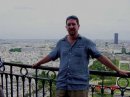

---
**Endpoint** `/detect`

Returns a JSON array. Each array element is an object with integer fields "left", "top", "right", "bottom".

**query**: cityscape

[
  {"left": 0, "top": 33, "right": 130, "bottom": 66},
  {"left": 0, "top": 33, "right": 130, "bottom": 97}
]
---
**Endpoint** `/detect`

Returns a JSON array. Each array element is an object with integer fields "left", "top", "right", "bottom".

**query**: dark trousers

[{"left": 56, "top": 90, "right": 88, "bottom": 97}]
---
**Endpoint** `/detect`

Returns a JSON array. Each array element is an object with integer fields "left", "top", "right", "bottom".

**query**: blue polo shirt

[{"left": 48, "top": 35, "right": 101, "bottom": 90}]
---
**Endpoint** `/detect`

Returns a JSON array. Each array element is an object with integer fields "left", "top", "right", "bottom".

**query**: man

[{"left": 32, "top": 15, "right": 128, "bottom": 97}]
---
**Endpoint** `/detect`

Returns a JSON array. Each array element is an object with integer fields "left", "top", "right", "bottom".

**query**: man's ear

[{"left": 65, "top": 25, "right": 67, "bottom": 29}]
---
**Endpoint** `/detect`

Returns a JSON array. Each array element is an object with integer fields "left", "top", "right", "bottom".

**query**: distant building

[{"left": 114, "top": 33, "right": 118, "bottom": 44}]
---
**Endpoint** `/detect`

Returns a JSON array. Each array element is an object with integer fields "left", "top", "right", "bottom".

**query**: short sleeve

[
  {"left": 48, "top": 41, "right": 60, "bottom": 61},
  {"left": 86, "top": 39, "right": 101, "bottom": 58}
]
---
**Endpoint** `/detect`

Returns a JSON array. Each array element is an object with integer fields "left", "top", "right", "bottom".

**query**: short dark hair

[{"left": 66, "top": 15, "right": 79, "bottom": 25}]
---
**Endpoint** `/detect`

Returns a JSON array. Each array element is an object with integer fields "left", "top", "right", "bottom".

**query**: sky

[{"left": 0, "top": 0, "right": 130, "bottom": 40}]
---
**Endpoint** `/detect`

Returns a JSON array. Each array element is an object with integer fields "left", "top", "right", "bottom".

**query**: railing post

[
  {"left": 35, "top": 69, "right": 38, "bottom": 97},
  {"left": 49, "top": 80, "right": 52, "bottom": 97},
  {"left": 16, "top": 75, "right": 19, "bottom": 97},
  {"left": 5, "top": 74, "right": 8, "bottom": 97},
  {"left": 0, "top": 73, "right": 3, "bottom": 89},
  {"left": 111, "top": 90, "right": 114, "bottom": 96},
  {"left": 28, "top": 77, "right": 32, "bottom": 97},
  {"left": 117, "top": 77, "right": 129, "bottom": 97},
  {"left": 101, "top": 76, "right": 104, "bottom": 97},
  {"left": 121, "top": 89, "right": 125, "bottom": 97},
  {"left": 22, "top": 76, "right": 25, "bottom": 97},
  {"left": 0, "top": 86, "right": 4, "bottom": 97},
  {"left": 42, "top": 80, "right": 45, "bottom": 97},
  {"left": 91, "top": 85, "right": 95, "bottom": 97},
  {"left": 10, "top": 66, "right": 13, "bottom": 97}
]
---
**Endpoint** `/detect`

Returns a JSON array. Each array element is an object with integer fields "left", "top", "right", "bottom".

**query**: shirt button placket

[{"left": 67, "top": 48, "right": 71, "bottom": 77}]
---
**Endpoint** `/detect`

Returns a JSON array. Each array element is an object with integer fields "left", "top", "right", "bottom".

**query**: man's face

[{"left": 66, "top": 19, "right": 80, "bottom": 36}]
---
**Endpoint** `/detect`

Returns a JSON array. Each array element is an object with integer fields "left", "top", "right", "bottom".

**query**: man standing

[{"left": 32, "top": 15, "right": 128, "bottom": 97}]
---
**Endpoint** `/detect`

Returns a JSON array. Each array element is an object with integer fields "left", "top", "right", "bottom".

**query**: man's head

[
  {"left": 66, "top": 15, "right": 79, "bottom": 25},
  {"left": 66, "top": 15, "right": 80, "bottom": 37}
]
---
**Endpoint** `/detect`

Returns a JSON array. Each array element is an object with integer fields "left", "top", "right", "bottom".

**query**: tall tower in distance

[{"left": 114, "top": 33, "right": 118, "bottom": 44}]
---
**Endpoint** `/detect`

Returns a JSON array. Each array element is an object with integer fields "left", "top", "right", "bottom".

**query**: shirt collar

[{"left": 61, "top": 34, "right": 82, "bottom": 41}]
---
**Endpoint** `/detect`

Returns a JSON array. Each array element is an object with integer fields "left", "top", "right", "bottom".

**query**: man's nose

[{"left": 69, "top": 25, "right": 74, "bottom": 28}]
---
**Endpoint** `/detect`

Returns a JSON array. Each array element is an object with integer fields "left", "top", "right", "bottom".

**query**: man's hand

[
  {"left": 117, "top": 70, "right": 130, "bottom": 76},
  {"left": 32, "top": 63, "right": 39, "bottom": 68},
  {"left": 32, "top": 55, "right": 51, "bottom": 68}
]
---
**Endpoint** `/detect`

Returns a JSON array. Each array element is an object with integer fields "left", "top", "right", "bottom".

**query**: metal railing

[{"left": 0, "top": 62, "right": 130, "bottom": 97}]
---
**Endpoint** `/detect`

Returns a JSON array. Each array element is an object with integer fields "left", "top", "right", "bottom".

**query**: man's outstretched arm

[
  {"left": 32, "top": 55, "right": 51, "bottom": 68},
  {"left": 97, "top": 55, "right": 128, "bottom": 76}
]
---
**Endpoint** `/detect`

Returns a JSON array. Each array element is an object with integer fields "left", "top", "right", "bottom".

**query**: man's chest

[{"left": 60, "top": 42, "right": 87, "bottom": 57}]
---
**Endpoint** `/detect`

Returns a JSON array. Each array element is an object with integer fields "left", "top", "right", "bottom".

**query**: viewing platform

[{"left": 0, "top": 62, "right": 130, "bottom": 97}]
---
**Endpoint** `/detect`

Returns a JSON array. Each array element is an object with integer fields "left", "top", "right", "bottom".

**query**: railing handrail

[
  {"left": 3, "top": 62, "right": 130, "bottom": 77},
  {"left": 3, "top": 62, "right": 59, "bottom": 71}
]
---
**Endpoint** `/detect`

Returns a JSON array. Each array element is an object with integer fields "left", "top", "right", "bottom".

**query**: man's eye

[{"left": 67, "top": 23, "right": 76, "bottom": 26}]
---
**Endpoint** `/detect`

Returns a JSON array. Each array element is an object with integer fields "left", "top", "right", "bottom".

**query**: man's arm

[
  {"left": 32, "top": 55, "right": 51, "bottom": 68},
  {"left": 96, "top": 55, "right": 128, "bottom": 76}
]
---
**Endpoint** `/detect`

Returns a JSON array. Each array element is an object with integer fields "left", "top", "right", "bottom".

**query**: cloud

[{"left": 0, "top": 0, "right": 130, "bottom": 40}]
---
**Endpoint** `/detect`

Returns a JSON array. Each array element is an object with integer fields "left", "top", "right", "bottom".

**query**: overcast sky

[{"left": 0, "top": 0, "right": 130, "bottom": 40}]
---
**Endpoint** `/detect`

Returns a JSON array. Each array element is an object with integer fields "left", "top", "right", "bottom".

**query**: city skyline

[
  {"left": 114, "top": 33, "right": 118, "bottom": 44},
  {"left": 0, "top": 0, "right": 130, "bottom": 40}
]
